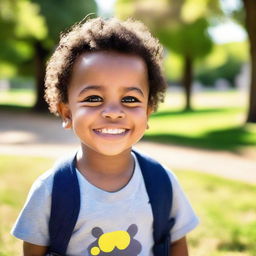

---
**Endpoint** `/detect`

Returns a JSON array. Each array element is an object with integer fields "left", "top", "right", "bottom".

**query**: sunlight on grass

[
  {"left": 0, "top": 89, "right": 35, "bottom": 107},
  {"left": 1, "top": 155, "right": 255, "bottom": 255},
  {"left": 174, "top": 170, "right": 256, "bottom": 256},
  {"left": 158, "top": 90, "right": 248, "bottom": 111},
  {"left": 151, "top": 90, "right": 249, "bottom": 136},
  {"left": 149, "top": 108, "right": 244, "bottom": 136},
  {"left": 144, "top": 90, "right": 256, "bottom": 152},
  {"left": 0, "top": 155, "right": 53, "bottom": 255}
]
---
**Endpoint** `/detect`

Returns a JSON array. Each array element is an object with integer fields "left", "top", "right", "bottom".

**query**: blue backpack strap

[
  {"left": 48, "top": 153, "right": 80, "bottom": 255},
  {"left": 132, "top": 149, "right": 175, "bottom": 256}
]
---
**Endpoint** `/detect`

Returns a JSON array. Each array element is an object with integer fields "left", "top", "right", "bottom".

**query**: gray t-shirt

[{"left": 11, "top": 153, "right": 199, "bottom": 256}]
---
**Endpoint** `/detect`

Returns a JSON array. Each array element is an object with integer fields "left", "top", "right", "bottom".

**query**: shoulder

[
  {"left": 132, "top": 148, "right": 177, "bottom": 181},
  {"left": 27, "top": 168, "right": 55, "bottom": 199},
  {"left": 132, "top": 148, "right": 185, "bottom": 197},
  {"left": 28, "top": 153, "right": 74, "bottom": 196}
]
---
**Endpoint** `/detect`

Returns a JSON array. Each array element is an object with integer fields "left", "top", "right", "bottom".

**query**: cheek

[
  {"left": 130, "top": 108, "right": 149, "bottom": 126},
  {"left": 71, "top": 108, "right": 97, "bottom": 129},
  {"left": 72, "top": 107, "right": 98, "bottom": 119}
]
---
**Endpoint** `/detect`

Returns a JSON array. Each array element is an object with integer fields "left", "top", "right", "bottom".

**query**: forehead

[
  {"left": 69, "top": 51, "right": 149, "bottom": 90},
  {"left": 76, "top": 51, "right": 147, "bottom": 71}
]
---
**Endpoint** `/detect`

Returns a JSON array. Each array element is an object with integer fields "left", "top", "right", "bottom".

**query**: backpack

[{"left": 47, "top": 149, "right": 175, "bottom": 256}]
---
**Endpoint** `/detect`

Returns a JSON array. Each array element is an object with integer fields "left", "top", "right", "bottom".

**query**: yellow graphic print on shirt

[{"left": 88, "top": 224, "right": 142, "bottom": 256}]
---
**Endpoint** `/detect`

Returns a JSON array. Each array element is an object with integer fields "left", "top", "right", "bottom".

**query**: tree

[
  {"left": 222, "top": 0, "right": 256, "bottom": 123},
  {"left": 242, "top": 0, "right": 256, "bottom": 123},
  {"left": 31, "top": 0, "right": 97, "bottom": 111},
  {"left": 156, "top": 18, "right": 213, "bottom": 110},
  {"left": 0, "top": 0, "right": 45, "bottom": 79},
  {"left": 115, "top": 0, "right": 221, "bottom": 110},
  {"left": 0, "top": 0, "right": 97, "bottom": 111},
  {"left": 223, "top": 0, "right": 256, "bottom": 123}
]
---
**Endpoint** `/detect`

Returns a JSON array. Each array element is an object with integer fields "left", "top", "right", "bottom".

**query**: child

[{"left": 11, "top": 17, "right": 199, "bottom": 256}]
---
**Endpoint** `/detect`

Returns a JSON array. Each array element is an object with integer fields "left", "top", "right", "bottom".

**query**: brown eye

[
  {"left": 84, "top": 95, "right": 103, "bottom": 102},
  {"left": 121, "top": 96, "right": 140, "bottom": 103}
]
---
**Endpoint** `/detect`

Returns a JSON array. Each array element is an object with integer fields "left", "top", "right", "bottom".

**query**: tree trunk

[
  {"left": 244, "top": 0, "right": 256, "bottom": 123},
  {"left": 182, "top": 55, "right": 193, "bottom": 111},
  {"left": 33, "top": 40, "right": 49, "bottom": 112}
]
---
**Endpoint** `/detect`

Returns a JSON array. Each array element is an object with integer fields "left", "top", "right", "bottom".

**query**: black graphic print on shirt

[{"left": 88, "top": 224, "right": 142, "bottom": 256}]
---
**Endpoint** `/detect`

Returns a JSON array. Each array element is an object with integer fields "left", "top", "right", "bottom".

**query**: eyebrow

[
  {"left": 78, "top": 85, "right": 145, "bottom": 97},
  {"left": 124, "top": 87, "right": 144, "bottom": 97},
  {"left": 78, "top": 85, "right": 102, "bottom": 96}
]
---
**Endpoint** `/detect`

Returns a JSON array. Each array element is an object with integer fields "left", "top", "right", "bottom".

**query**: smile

[{"left": 94, "top": 128, "right": 128, "bottom": 135}]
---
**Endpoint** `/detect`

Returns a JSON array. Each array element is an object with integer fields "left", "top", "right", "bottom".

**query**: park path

[{"left": 0, "top": 110, "right": 255, "bottom": 184}]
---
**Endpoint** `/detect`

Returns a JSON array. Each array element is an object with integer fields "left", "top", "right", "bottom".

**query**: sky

[
  {"left": 208, "top": 21, "right": 247, "bottom": 44},
  {"left": 95, "top": 0, "right": 247, "bottom": 44}
]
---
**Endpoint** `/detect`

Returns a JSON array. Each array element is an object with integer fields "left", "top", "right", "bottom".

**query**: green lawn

[
  {"left": 145, "top": 90, "right": 256, "bottom": 153},
  {"left": 0, "top": 89, "right": 35, "bottom": 107},
  {"left": 0, "top": 155, "right": 255, "bottom": 255}
]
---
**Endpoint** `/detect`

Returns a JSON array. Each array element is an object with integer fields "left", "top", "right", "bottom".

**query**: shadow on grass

[
  {"left": 0, "top": 104, "right": 32, "bottom": 112},
  {"left": 143, "top": 126, "right": 256, "bottom": 151},
  {"left": 0, "top": 104, "right": 50, "bottom": 116}
]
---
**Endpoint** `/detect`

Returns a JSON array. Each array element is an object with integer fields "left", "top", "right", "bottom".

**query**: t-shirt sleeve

[
  {"left": 11, "top": 171, "right": 53, "bottom": 246},
  {"left": 167, "top": 170, "right": 199, "bottom": 242}
]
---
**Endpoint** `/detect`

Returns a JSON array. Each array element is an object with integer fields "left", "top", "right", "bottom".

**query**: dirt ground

[{"left": 0, "top": 110, "right": 255, "bottom": 184}]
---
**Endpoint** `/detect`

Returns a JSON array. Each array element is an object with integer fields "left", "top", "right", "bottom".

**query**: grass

[
  {"left": 0, "top": 155, "right": 255, "bottom": 255},
  {"left": 176, "top": 170, "right": 256, "bottom": 256},
  {"left": 0, "top": 155, "right": 53, "bottom": 255},
  {"left": 144, "top": 90, "right": 256, "bottom": 153},
  {"left": 0, "top": 88, "right": 35, "bottom": 107}
]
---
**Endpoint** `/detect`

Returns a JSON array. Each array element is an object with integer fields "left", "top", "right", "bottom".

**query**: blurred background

[{"left": 0, "top": 0, "right": 256, "bottom": 255}]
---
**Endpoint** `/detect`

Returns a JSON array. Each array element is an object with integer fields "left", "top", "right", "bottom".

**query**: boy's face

[{"left": 58, "top": 51, "right": 152, "bottom": 156}]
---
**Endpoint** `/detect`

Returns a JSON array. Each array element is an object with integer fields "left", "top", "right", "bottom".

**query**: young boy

[{"left": 12, "top": 17, "right": 199, "bottom": 256}]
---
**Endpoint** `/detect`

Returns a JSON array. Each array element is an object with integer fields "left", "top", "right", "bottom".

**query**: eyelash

[
  {"left": 121, "top": 96, "right": 141, "bottom": 103},
  {"left": 83, "top": 95, "right": 141, "bottom": 104},
  {"left": 84, "top": 95, "right": 103, "bottom": 102}
]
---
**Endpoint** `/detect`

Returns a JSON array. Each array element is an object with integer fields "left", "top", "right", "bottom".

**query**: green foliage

[
  {"left": 157, "top": 18, "right": 213, "bottom": 59},
  {"left": 0, "top": 0, "right": 17, "bottom": 40},
  {"left": 0, "top": 62, "right": 16, "bottom": 78},
  {"left": 31, "top": 0, "right": 97, "bottom": 41},
  {"left": 203, "top": 41, "right": 249, "bottom": 68},
  {"left": 163, "top": 51, "right": 183, "bottom": 81},
  {"left": 163, "top": 40, "right": 248, "bottom": 83},
  {"left": 0, "top": 0, "right": 97, "bottom": 79},
  {"left": 195, "top": 56, "right": 243, "bottom": 86},
  {"left": 15, "top": 0, "right": 47, "bottom": 40}
]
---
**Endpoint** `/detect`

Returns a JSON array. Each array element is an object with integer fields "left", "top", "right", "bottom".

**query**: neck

[
  {"left": 76, "top": 147, "right": 135, "bottom": 192},
  {"left": 77, "top": 147, "right": 134, "bottom": 177}
]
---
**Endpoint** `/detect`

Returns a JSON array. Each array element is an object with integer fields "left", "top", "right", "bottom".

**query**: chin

[
  {"left": 88, "top": 144, "right": 132, "bottom": 157},
  {"left": 99, "top": 148, "right": 131, "bottom": 157}
]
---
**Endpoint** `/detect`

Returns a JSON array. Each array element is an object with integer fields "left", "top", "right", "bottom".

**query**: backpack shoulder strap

[
  {"left": 48, "top": 153, "right": 80, "bottom": 255},
  {"left": 132, "top": 149, "right": 175, "bottom": 256}
]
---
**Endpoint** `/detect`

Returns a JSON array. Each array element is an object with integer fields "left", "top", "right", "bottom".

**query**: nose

[{"left": 101, "top": 104, "right": 125, "bottom": 119}]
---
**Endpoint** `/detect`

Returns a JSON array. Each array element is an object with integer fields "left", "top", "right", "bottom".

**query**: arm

[
  {"left": 23, "top": 241, "right": 48, "bottom": 256},
  {"left": 170, "top": 237, "right": 189, "bottom": 256}
]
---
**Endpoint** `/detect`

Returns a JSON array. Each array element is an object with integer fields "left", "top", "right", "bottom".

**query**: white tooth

[{"left": 99, "top": 128, "right": 125, "bottom": 134}]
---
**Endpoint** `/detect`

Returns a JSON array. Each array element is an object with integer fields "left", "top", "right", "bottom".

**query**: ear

[
  {"left": 91, "top": 227, "right": 104, "bottom": 238},
  {"left": 57, "top": 102, "right": 72, "bottom": 129},
  {"left": 127, "top": 224, "right": 138, "bottom": 237}
]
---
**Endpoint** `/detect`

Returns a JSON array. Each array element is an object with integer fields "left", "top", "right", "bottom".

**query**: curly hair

[{"left": 45, "top": 17, "right": 167, "bottom": 115}]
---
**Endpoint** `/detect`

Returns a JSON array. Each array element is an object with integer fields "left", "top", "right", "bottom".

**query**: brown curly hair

[{"left": 45, "top": 17, "right": 167, "bottom": 115}]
